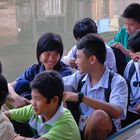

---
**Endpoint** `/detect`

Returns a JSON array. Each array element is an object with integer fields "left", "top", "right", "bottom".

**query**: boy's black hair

[
  {"left": 36, "top": 32, "right": 63, "bottom": 67},
  {"left": 128, "top": 29, "right": 140, "bottom": 52},
  {"left": 73, "top": 17, "right": 98, "bottom": 40},
  {"left": 77, "top": 33, "right": 106, "bottom": 64},
  {"left": 0, "top": 74, "right": 9, "bottom": 109},
  {"left": 122, "top": 3, "right": 140, "bottom": 23},
  {"left": 30, "top": 71, "right": 63, "bottom": 106}
]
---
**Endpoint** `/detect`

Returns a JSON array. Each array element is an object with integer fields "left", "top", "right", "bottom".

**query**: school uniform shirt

[
  {"left": 63, "top": 66, "right": 128, "bottom": 131},
  {"left": 65, "top": 44, "right": 117, "bottom": 72},
  {"left": 124, "top": 60, "right": 140, "bottom": 113},
  {"left": 0, "top": 110, "right": 18, "bottom": 140},
  {"left": 16, "top": 61, "right": 73, "bottom": 83},
  {"left": 9, "top": 104, "right": 81, "bottom": 140}
]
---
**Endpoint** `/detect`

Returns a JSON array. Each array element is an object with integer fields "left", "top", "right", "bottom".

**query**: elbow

[{"left": 112, "top": 107, "right": 123, "bottom": 119}]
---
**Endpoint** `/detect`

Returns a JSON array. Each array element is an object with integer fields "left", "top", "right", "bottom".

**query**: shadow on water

[{"left": 0, "top": 0, "right": 139, "bottom": 81}]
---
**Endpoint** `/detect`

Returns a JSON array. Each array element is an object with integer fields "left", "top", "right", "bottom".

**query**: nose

[
  {"left": 48, "top": 54, "right": 55, "bottom": 61},
  {"left": 125, "top": 25, "right": 131, "bottom": 34}
]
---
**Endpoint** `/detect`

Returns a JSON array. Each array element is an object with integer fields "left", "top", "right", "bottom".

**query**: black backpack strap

[
  {"left": 104, "top": 71, "right": 114, "bottom": 102},
  {"left": 66, "top": 74, "right": 85, "bottom": 124},
  {"left": 77, "top": 74, "right": 86, "bottom": 92},
  {"left": 127, "top": 62, "right": 135, "bottom": 106}
]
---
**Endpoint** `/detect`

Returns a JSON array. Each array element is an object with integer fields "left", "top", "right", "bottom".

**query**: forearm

[
  {"left": 82, "top": 96, "right": 122, "bottom": 119},
  {"left": 4, "top": 110, "right": 13, "bottom": 120},
  {"left": 119, "top": 47, "right": 131, "bottom": 57},
  {"left": 8, "top": 82, "right": 21, "bottom": 100}
]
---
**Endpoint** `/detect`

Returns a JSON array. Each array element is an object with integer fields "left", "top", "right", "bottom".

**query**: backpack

[
  {"left": 111, "top": 47, "right": 127, "bottom": 76},
  {"left": 67, "top": 71, "right": 115, "bottom": 123}
]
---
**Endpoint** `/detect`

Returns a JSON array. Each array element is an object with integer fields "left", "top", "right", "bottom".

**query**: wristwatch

[{"left": 78, "top": 92, "right": 84, "bottom": 103}]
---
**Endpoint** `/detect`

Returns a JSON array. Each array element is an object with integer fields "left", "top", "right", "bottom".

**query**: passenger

[
  {"left": 0, "top": 73, "right": 21, "bottom": 140},
  {"left": 122, "top": 30, "right": 140, "bottom": 127},
  {"left": 108, "top": 3, "right": 140, "bottom": 60},
  {"left": 63, "top": 17, "right": 117, "bottom": 72},
  {"left": 5, "top": 71, "right": 81, "bottom": 140},
  {"left": 63, "top": 33, "right": 128, "bottom": 140},
  {"left": 8, "top": 33, "right": 73, "bottom": 108}
]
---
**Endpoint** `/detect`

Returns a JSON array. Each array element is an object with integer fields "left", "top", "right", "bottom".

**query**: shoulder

[
  {"left": 124, "top": 60, "right": 135, "bottom": 78},
  {"left": 42, "top": 108, "right": 80, "bottom": 140},
  {"left": 119, "top": 26, "right": 128, "bottom": 34},
  {"left": 59, "top": 61, "right": 74, "bottom": 77},
  {"left": 105, "top": 44, "right": 114, "bottom": 54}
]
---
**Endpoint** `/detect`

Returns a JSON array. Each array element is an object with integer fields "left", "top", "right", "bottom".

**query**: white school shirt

[
  {"left": 63, "top": 66, "right": 128, "bottom": 130},
  {"left": 124, "top": 60, "right": 140, "bottom": 113}
]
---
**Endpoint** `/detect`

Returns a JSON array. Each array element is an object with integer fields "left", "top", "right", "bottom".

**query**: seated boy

[
  {"left": 63, "top": 17, "right": 117, "bottom": 72},
  {"left": 63, "top": 33, "right": 128, "bottom": 140},
  {"left": 122, "top": 29, "right": 140, "bottom": 127},
  {"left": 5, "top": 71, "right": 81, "bottom": 140}
]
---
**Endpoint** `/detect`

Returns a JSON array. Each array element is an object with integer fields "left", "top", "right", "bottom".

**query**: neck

[
  {"left": 43, "top": 105, "right": 59, "bottom": 121},
  {"left": 89, "top": 64, "right": 105, "bottom": 87}
]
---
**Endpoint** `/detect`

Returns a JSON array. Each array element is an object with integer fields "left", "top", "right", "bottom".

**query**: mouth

[{"left": 33, "top": 107, "right": 38, "bottom": 112}]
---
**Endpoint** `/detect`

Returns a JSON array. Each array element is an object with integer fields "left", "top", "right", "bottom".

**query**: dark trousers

[
  {"left": 12, "top": 120, "right": 33, "bottom": 137},
  {"left": 121, "top": 111, "right": 140, "bottom": 128}
]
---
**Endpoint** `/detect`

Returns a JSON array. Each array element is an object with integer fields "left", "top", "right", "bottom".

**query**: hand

[
  {"left": 111, "top": 42, "right": 124, "bottom": 50},
  {"left": 130, "top": 52, "right": 140, "bottom": 62},
  {"left": 135, "top": 104, "right": 140, "bottom": 113},
  {"left": 69, "top": 59, "right": 77, "bottom": 68},
  {"left": 14, "top": 96, "right": 30, "bottom": 108},
  {"left": 63, "top": 91, "right": 78, "bottom": 102}
]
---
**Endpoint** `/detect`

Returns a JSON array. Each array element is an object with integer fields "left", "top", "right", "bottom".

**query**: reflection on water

[{"left": 0, "top": 0, "right": 140, "bottom": 81}]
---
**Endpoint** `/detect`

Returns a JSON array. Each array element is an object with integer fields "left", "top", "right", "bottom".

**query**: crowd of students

[{"left": 0, "top": 2, "right": 140, "bottom": 140}]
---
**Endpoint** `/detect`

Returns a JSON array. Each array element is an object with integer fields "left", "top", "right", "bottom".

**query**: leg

[{"left": 84, "top": 109, "right": 113, "bottom": 140}]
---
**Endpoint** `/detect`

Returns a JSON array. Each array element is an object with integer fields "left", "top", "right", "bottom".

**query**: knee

[
  {"left": 90, "top": 109, "right": 109, "bottom": 124},
  {"left": 84, "top": 110, "right": 112, "bottom": 140}
]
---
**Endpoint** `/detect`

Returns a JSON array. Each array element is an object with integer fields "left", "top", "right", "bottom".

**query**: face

[
  {"left": 40, "top": 51, "right": 60, "bottom": 70},
  {"left": 75, "top": 49, "right": 92, "bottom": 73},
  {"left": 31, "top": 89, "right": 52, "bottom": 116},
  {"left": 124, "top": 18, "right": 140, "bottom": 35}
]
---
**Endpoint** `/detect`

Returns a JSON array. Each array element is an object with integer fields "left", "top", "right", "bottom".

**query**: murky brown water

[{"left": 0, "top": 0, "right": 140, "bottom": 81}]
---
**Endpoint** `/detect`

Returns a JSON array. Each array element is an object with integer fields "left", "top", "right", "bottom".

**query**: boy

[
  {"left": 108, "top": 3, "right": 140, "bottom": 59},
  {"left": 122, "top": 30, "right": 140, "bottom": 127},
  {"left": 5, "top": 71, "right": 81, "bottom": 140},
  {"left": 63, "top": 17, "right": 117, "bottom": 72},
  {"left": 63, "top": 33, "right": 128, "bottom": 140}
]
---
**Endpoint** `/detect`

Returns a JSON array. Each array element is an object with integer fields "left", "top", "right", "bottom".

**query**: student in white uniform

[
  {"left": 63, "top": 33, "right": 128, "bottom": 140},
  {"left": 63, "top": 17, "right": 117, "bottom": 72},
  {"left": 123, "top": 29, "right": 140, "bottom": 127}
]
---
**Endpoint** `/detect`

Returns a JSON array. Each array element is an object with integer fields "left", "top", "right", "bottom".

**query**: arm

[
  {"left": 65, "top": 45, "right": 77, "bottom": 68},
  {"left": 8, "top": 81, "right": 30, "bottom": 108},
  {"left": 63, "top": 91, "right": 122, "bottom": 119},
  {"left": 111, "top": 42, "right": 131, "bottom": 57}
]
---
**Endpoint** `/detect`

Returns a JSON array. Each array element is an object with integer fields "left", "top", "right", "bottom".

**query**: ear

[
  {"left": 52, "top": 96, "right": 59, "bottom": 104},
  {"left": 89, "top": 55, "right": 96, "bottom": 64}
]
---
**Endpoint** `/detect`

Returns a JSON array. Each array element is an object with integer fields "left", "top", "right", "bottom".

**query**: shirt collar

[
  {"left": 45, "top": 103, "right": 65, "bottom": 126},
  {"left": 83, "top": 66, "right": 110, "bottom": 90}
]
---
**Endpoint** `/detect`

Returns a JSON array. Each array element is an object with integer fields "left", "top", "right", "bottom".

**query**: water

[{"left": 0, "top": 0, "right": 140, "bottom": 81}]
